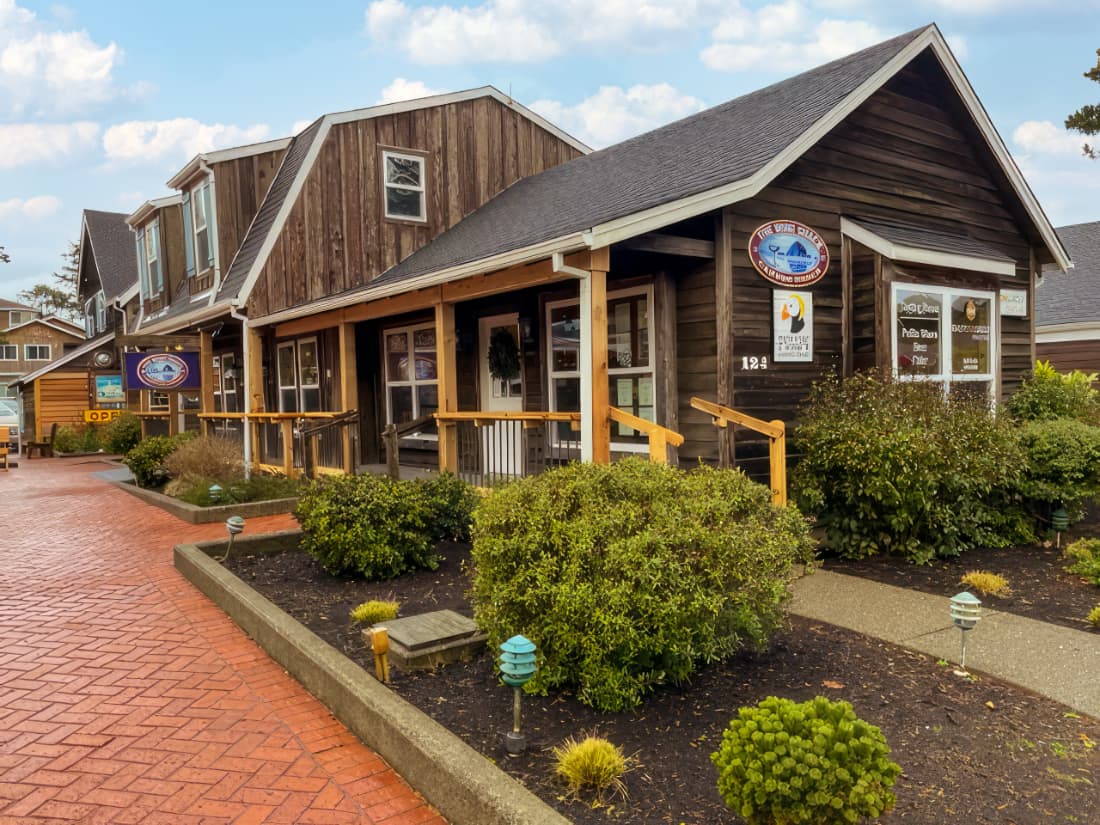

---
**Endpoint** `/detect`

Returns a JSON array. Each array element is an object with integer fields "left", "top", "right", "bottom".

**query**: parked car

[{"left": 0, "top": 397, "right": 21, "bottom": 450}]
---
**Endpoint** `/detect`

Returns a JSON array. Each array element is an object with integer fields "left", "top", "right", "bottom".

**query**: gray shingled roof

[
  {"left": 83, "top": 210, "right": 139, "bottom": 302},
  {"left": 369, "top": 26, "right": 929, "bottom": 289},
  {"left": 215, "top": 119, "right": 325, "bottom": 304},
  {"left": 851, "top": 216, "right": 1016, "bottom": 262},
  {"left": 1037, "top": 221, "right": 1100, "bottom": 326}
]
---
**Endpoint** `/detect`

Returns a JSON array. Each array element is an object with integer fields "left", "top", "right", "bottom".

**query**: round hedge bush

[
  {"left": 711, "top": 696, "right": 901, "bottom": 825},
  {"left": 470, "top": 458, "right": 814, "bottom": 711}
]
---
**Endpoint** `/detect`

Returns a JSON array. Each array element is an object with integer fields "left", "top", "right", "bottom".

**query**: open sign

[{"left": 84, "top": 409, "right": 122, "bottom": 423}]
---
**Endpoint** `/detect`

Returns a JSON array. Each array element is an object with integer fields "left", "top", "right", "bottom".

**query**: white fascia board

[
  {"left": 840, "top": 217, "right": 1017, "bottom": 276},
  {"left": 126, "top": 194, "right": 182, "bottom": 228},
  {"left": 249, "top": 233, "right": 589, "bottom": 327},
  {"left": 1035, "top": 323, "right": 1100, "bottom": 343},
  {"left": 114, "top": 284, "right": 140, "bottom": 306},
  {"left": 137, "top": 303, "right": 228, "bottom": 335},
  {"left": 166, "top": 137, "right": 293, "bottom": 189},
  {"left": 15, "top": 333, "right": 114, "bottom": 385}
]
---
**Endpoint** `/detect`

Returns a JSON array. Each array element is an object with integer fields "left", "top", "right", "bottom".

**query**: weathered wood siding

[
  {"left": 35, "top": 373, "right": 90, "bottom": 438},
  {"left": 1036, "top": 340, "right": 1100, "bottom": 375},
  {"left": 159, "top": 204, "right": 186, "bottom": 299},
  {"left": 249, "top": 98, "right": 583, "bottom": 318},
  {"left": 213, "top": 149, "right": 286, "bottom": 279}
]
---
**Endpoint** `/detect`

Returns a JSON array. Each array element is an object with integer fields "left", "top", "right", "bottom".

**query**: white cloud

[
  {"left": 1012, "top": 120, "right": 1088, "bottom": 158},
  {"left": 377, "top": 78, "right": 446, "bottom": 104},
  {"left": 291, "top": 118, "right": 315, "bottom": 135},
  {"left": 702, "top": 1, "right": 886, "bottom": 73},
  {"left": 0, "top": 121, "right": 98, "bottom": 168},
  {"left": 530, "top": 83, "right": 707, "bottom": 147},
  {"left": 102, "top": 118, "right": 271, "bottom": 165},
  {"left": 0, "top": 1, "right": 143, "bottom": 117},
  {"left": 0, "top": 194, "right": 61, "bottom": 220},
  {"left": 365, "top": 0, "right": 721, "bottom": 64}
]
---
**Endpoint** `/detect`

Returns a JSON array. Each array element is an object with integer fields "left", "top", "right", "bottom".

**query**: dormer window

[
  {"left": 84, "top": 299, "right": 94, "bottom": 337},
  {"left": 382, "top": 150, "right": 426, "bottom": 222},
  {"left": 96, "top": 291, "right": 106, "bottom": 332},
  {"left": 136, "top": 220, "right": 163, "bottom": 300},
  {"left": 190, "top": 179, "right": 216, "bottom": 274}
]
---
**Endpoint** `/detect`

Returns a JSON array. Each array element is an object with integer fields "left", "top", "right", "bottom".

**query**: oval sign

[
  {"left": 748, "top": 220, "right": 830, "bottom": 287},
  {"left": 137, "top": 353, "right": 190, "bottom": 389}
]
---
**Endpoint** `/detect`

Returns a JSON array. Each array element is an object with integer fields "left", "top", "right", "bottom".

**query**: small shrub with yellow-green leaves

[
  {"left": 552, "top": 735, "right": 629, "bottom": 800},
  {"left": 1088, "top": 605, "right": 1100, "bottom": 628},
  {"left": 959, "top": 570, "right": 1012, "bottom": 598},
  {"left": 1065, "top": 538, "right": 1100, "bottom": 586},
  {"left": 349, "top": 600, "right": 399, "bottom": 625},
  {"left": 711, "top": 696, "right": 901, "bottom": 825}
]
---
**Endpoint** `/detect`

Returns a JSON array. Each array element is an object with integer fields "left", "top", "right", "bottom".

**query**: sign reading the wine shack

[{"left": 748, "top": 220, "right": 830, "bottom": 287}]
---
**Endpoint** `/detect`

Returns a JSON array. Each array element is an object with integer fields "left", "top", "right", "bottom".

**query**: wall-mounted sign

[
  {"left": 999, "top": 289, "right": 1027, "bottom": 318},
  {"left": 84, "top": 409, "right": 121, "bottom": 424},
  {"left": 124, "top": 351, "right": 201, "bottom": 390},
  {"left": 895, "top": 289, "right": 941, "bottom": 375},
  {"left": 95, "top": 374, "right": 123, "bottom": 405},
  {"left": 773, "top": 291, "right": 814, "bottom": 362},
  {"left": 749, "top": 220, "right": 830, "bottom": 287}
]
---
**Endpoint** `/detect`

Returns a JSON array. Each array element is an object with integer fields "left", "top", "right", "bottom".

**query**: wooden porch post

[
  {"left": 167, "top": 391, "right": 179, "bottom": 436},
  {"left": 715, "top": 207, "right": 735, "bottom": 468},
  {"left": 338, "top": 322, "right": 358, "bottom": 474},
  {"left": 590, "top": 247, "right": 611, "bottom": 464},
  {"left": 199, "top": 331, "right": 215, "bottom": 438},
  {"left": 246, "top": 326, "right": 264, "bottom": 467},
  {"left": 435, "top": 299, "right": 458, "bottom": 475}
]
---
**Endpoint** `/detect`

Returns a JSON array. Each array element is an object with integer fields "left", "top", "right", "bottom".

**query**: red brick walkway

[{"left": 0, "top": 458, "right": 446, "bottom": 825}]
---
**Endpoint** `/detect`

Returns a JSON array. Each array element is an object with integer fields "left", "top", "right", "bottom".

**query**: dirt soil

[{"left": 226, "top": 537, "right": 1100, "bottom": 824}]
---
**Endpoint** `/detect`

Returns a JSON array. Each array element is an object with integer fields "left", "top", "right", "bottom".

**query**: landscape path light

[
  {"left": 950, "top": 591, "right": 982, "bottom": 675},
  {"left": 1052, "top": 507, "right": 1069, "bottom": 548},
  {"left": 498, "top": 634, "right": 537, "bottom": 756},
  {"left": 208, "top": 483, "right": 223, "bottom": 503},
  {"left": 220, "top": 515, "right": 246, "bottom": 562}
]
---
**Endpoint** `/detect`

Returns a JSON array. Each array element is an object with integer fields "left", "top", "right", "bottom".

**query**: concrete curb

[
  {"left": 174, "top": 540, "right": 569, "bottom": 825},
  {"left": 113, "top": 480, "right": 297, "bottom": 523}
]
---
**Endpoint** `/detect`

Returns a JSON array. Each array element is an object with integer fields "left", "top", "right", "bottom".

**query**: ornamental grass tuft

[{"left": 552, "top": 735, "right": 629, "bottom": 800}]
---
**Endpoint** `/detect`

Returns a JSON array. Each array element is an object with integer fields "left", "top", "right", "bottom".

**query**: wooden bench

[
  {"left": 0, "top": 426, "right": 9, "bottom": 470},
  {"left": 23, "top": 422, "right": 58, "bottom": 459}
]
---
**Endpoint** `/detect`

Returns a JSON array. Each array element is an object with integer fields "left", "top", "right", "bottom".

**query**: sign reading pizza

[
  {"left": 748, "top": 220, "right": 830, "bottom": 287},
  {"left": 124, "top": 351, "right": 201, "bottom": 390}
]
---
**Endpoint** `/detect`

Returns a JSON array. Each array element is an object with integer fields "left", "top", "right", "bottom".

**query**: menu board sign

[{"left": 895, "top": 290, "right": 941, "bottom": 376}]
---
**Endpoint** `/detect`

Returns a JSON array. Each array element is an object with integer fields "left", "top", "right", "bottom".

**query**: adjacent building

[{"left": 1036, "top": 221, "right": 1100, "bottom": 375}]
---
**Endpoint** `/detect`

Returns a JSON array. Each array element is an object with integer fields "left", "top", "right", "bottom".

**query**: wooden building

[{"left": 1037, "top": 221, "right": 1099, "bottom": 374}]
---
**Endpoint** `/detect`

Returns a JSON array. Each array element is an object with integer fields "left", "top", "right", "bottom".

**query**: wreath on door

[{"left": 488, "top": 327, "right": 521, "bottom": 380}]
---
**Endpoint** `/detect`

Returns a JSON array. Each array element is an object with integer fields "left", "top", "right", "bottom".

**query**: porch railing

[
  {"left": 434, "top": 411, "right": 581, "bottom": 487},
  {"left": 197, "top": 411, "right": 349, "bottom": 478},
  {"left": 689, "top": 397, "right": 787, "bottom": 506},
  {"left": 381, "top": 413, "right": 436, "bottom": 480},
  {"left": 607, "top": 406, "right": 684, "bottom": 464},
  {"left": 300, "top": 411, "right": 359, "bottom": 478}
]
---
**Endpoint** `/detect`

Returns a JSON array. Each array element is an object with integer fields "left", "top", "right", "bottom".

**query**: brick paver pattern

[{"left": 0, "top": 458, "right": 446, "bottom": 825}]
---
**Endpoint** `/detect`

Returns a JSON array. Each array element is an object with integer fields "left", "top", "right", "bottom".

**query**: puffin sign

[
  {"left": 749, "top": 220, "right": 830, "bottom": 286},
  {"left": 773, "top": 290, "right": 813, "bottom": 362},
  {"left": 124, "top": 351, "right": 202, "bottom": 390}
]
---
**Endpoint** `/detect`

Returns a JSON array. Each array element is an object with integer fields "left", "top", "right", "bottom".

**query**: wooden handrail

[
  {"left": 607, "top": 406, "right": 684, "bottom": 464},
  {"left": 198, "top": 411, "right": 339, "bottom": 421},
  {"left": 689, "top": 397, "right": 787, "bottom": 506},
  {"left": 434, "top": 411, "right": 581, "bottom": 423}
]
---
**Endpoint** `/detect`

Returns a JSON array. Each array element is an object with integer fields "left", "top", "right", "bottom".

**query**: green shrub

[
  {"left": 1016, "top": 418, "right": 1100, "bottom": 510},
  {"left": 102, "top": 412, "right": 142, "bottom": 455},
  {"left": 294, "top": 474, "right": 440, "bottom": 579},
  {"left": 124, "top": 432, "right": 194, "bottom": 488},
  {"left": 793, "top": 371, "right": 1031, "bottom": 563},
  {"left": 349, "top": 599, "right": 400, "bottom": 625},
  {"left": 174, "top": 474, "right": 302, "bottom": 506},
  {"left": 470, "top": 458, "right": 814, "bottom": 711},
  {"left": 711, "top": 696, "right": 901, "bottom": 825},
  {"left": 51, "top": 425, "right": 83, "bottom": 453},
  {"left": 553, "top": 735, "right": 629, "bottom": 799},
  {"left": 1088, "top": 605, "right": 1100, "bottom": 628},
  {"left": 1009, "top": 360, "right": 1099, "bottom": 423},
  {"left": 420, "top": 472, "right": 479, "bottom": 541},
  {"left": 162, "top": 436, "right": 245, "bottom": 486},
  {"left": 1065, "top": 538, "right": 1100, "bottom": 586}
]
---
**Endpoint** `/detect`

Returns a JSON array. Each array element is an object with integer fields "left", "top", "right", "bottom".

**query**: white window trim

[
  {"left": 0, "top": 344, "right": 17, "bottom": 360},
  {"left": 190, "top": 177, "right": 218, "bottom": 275},
  {"left": 382, "top": 150, "right": 427, "bottom": 223},
  {"left": 383, "top": 321, "right": 438, "bottom": 432},
  {"left": 890, "top": 282, "right": 998, "bottom": 396},
  {"left": 276, "top": 341, "right": 297, "bottom": 413},
  {"left": 95, "top": 291, "right": 106, "bottom": 332},
  {"left": 84, "top": 298, "right": 95, "bottom": 337},
  {"left": 547, "top": 285, "right": 656, "bottom": 452},
  {"left": 144, "top": 219, "right": 162, "bottom": 296},
  {"left": 277, "top": 338, "right": 321, "bottom": 413},
  {"left": 24, "top": 344, "right": 51, "bottom": 361}
]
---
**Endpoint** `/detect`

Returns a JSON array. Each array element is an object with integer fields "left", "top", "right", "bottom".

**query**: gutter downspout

[
  {"left": 552, "top": 253, "right": 594, "bottom": 462},
  {"left": 229, "top": 302, "right": 252, "bottom": 479}
]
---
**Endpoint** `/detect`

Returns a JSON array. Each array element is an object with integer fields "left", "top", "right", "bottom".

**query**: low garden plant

[
  {"left": 172, "top": 474, "right": 302, "bottom": 506},
  {"left": 711, "top": 695, "right": 901, "bottom": 825},
  {"left": 1088, "top": 605, "right": 1100, "bottom": 628},
  {"left": 1008, "top": 360, "right": 1099, "bottom": 423},
  {"left": 162, "top": 435, "right": 244, "bottom": 490},
  {"left": 349, "top": 599, "right": 400, "bottom": 625},
  {"left": 960, "top": 571, "right": 1012, "bottom": 598},
  {"left": 124, "top": 432, "right": 195, "bottom": 488},
  {"left": 1064, "top": 538, "right": 1100, "bottom": 586},
  {"left": 1014, "top": 418, "right": 1100, "bottom": 513},
  {"left": 552, "top": 735, "right": 630, "bottom": 800},
  {"left": 102, "top": 412, "right": 141, "bottom": 455},
  {"left": 52, "top": 424, "right": 102, "bottom": 454},
  {"left": 470, "top": 458, "right": 814, "bottom": 711}
]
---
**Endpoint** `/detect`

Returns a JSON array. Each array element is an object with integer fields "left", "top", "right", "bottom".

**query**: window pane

[
  {"left": 386, "top": 332, "right": 409, "bottom": 381},
  {"left": 386, "top": 156, "right": 421, "bottom": 187},
  {"left": 417, "top": 384, "right": 438, "bottom": 416},
  {"left": 552, "top": 377, "right": 579, "bottom": 441},
  {"left": 550, "top": 305, "right": 580, "bottom": 372},
  {"left": 608, "top": 294, "right": 649, "bottom": 369},
  {"left": 414, "top": 352, "right": 437, "bottom": 381},
  {"left": 280, "top": 388, "right": 298, "bottom": 413},
  {"left": 301, "top": 387, "right": 321, "bottom": 412},
  {"left": 390, "top": 386, "right": 414, "bottom": 424},
  {"left": 414, "top": 328, "right": 436, "bottom": 350},
  {"left": 298, "top": 341, "right": 319, "bottom": 386},
  {"left": 951, "top": 295, "right": 991, "bottom": 375},
  {"left": 386, "top": 187, "right": 422, "bottom": 219},
  {"left": 895, "top": 290, "right": 941, "bottom": 376},
  {"left": 278, "top": 346, "right": 296, "bottom": 388}
]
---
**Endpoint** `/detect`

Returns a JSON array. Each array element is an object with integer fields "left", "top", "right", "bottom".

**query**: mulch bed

[{"left": 226, "top": 537, "right": 1100, "bottom": 824}]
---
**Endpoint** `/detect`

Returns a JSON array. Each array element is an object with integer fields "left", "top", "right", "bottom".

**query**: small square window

[
  {"left": 0, "top": 345, "right": 17, "bottom": 360},
  {"left": 382, "top": 151, "right": 426, "bottom": 222},
  {"left": 24, "top": 344, "right": 51, "bottom": 360}
]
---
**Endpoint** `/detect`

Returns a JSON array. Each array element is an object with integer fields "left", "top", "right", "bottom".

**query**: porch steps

[{"left": 371, "top": 609, "right": 487, "bottom": 670}]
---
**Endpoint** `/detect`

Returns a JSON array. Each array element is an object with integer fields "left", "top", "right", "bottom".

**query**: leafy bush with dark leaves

[
  {"left": 102, "top": 412, "right": 142, "bottom": 455},
  {"left": 794, "top": 372, "right": 1031, "bottom": 563},
  {"left": 470, "top": 458, "right": 813, "bottom": 711},
  {"left": 124, "top": 433, "right": 194, "bottom": 488}
]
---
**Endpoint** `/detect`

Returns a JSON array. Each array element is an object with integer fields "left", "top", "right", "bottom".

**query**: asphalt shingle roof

[
  {"left": 83, "top": 210, "right": 139, "bottom": 302},
  {"left": 1037, "top": 221, "right": 1100, "bottom": 326}
]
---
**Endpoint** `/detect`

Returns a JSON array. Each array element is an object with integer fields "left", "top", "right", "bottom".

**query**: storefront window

[
  {"left": 384, "top": 323, "right": 438, "bottom": 426},
  {"left": 277, "top": 338, "right": 322, "bottom": 413}
]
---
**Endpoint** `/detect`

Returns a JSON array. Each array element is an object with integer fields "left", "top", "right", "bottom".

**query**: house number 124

[{"left": 741, "top": 356, "right": 768, "bottom": 370}]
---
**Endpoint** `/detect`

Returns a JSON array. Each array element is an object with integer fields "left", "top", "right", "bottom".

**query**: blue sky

[{"left": 1, "top": 0, "right": 1098, "bottom": 299}]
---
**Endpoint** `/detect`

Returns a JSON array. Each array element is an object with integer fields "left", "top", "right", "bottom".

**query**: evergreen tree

[
  {"left": 17, "top": 241, "right": 82, "bottom": 324},
  {"left": 1065, "top": 47, "right": 1100, "bottom": 159},
  {"left": 0, "top": 246, "right": 9, "bottom": 263}
]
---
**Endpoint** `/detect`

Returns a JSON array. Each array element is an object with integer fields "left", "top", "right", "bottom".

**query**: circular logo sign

[
  {"left": 748, "top": 220, "right": 830, "bottom": 287},
  {"left": 137, "top": 353, "right": 190, "bottom": 389}
]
